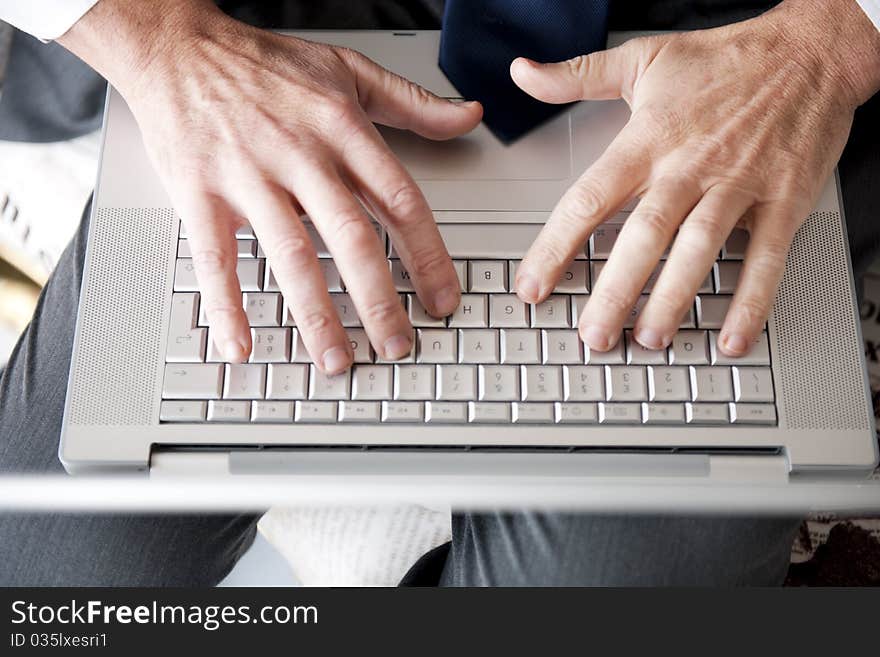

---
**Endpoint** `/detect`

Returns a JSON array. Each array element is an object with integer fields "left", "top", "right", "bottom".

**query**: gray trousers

[{"left": 2, "top": 0, "right": 878, "bottom": 587}]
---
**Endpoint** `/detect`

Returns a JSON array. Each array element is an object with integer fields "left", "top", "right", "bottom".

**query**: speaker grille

[
  {"left": 774, "top": 210, "right": 869, "bottom": 431},
  {"left": 68, "top": 208, "right": 175, "bottom": 426}
]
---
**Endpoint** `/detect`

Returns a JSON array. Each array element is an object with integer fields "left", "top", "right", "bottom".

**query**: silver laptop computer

[{"left": 59, "top": 30, "right": 878, "bottom": 498}]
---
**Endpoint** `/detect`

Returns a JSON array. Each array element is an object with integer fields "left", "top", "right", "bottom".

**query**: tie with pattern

[{"left": 440, "top": 0, "right": 610, "bottom": 143}]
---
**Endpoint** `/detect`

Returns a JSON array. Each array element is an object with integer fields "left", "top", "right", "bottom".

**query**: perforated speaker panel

[
  {"left": 774, "top": 210, "right": 870, "bottom": 431},
  {"left": 68, "top": 207, "right": 175, "bottom": 426}
]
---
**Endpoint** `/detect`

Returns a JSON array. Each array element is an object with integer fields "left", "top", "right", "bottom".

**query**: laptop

[{"left": 59, "top": 30, "right": 878, "bottom": 498}]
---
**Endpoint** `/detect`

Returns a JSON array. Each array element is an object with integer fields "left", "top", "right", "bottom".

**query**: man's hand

[
  {"left": 511, "top": 0, "right": 880, "bottom": 357},
  {"left": 60, "top": 0, "right": 481, "bottom": 373}
]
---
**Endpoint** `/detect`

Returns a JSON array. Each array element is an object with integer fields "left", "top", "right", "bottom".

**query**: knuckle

[
  {"left": 358, "top": 297, "right": 405, "bottom": 325},
  {"left": 732, "top": 296, "right": 769, "bottom": 328},
  {"left": 272, "top": 233, "right": 316, "bottom": 269},
  {"left": 203, "top": 299, "right": 244, "bottom": 319},
  {"left": 565, "top": 55, "right": 589, "bottom": 79},
  {"left": 297, "top": 309, "right": 337, "bottom": 337},
  {"left": 191, "top": 247, "right": 235, "bottom": 275},
  {"left": 381, "top": 183, "right": 426, "bottom": 225},
  {"left": 677, "top": 214, "right": 726, "bottom": 251},
  {"left": 561, "top": 180, "right": 608, "bottom": 224},
  {"left": 333, "top": 212, "right": 380, "bottom": 251},
  {"left": 528, "top": 239, "right": 571, "bottom": 271},
  {"left": 591, "top": 286, "right": 636, "bottom": 317},
  {"left": 406, "top": 248, "right": 452, "bottom": 281},
  {"left": 646, "top": 286, "right": 690, "bottom": 318},
  {"left": 630, "top": 205, "right": 675, "bottom": 240}
]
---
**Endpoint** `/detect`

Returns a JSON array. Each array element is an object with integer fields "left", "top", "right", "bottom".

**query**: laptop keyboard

[{"left": 160, "top": 215, "right": 777, "bottom": 426}]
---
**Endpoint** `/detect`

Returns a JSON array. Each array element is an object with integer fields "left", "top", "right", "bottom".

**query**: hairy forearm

[{"left": 56, "top": 0, "right": 223, "bottom": 96}]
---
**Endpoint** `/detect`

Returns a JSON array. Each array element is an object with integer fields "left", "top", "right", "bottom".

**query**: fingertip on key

[
  {"left": 433, "top": 285, "right": 461, "bottom": 317},
  {"left": 720, "top": 332, "right": 748, "bottom": 356},
  {"left": 223, "top": 338, "right": 249, "bottom": 363},
  {"left": 634, "top": 327, "right": 667, "bottom": 350},
  {"left": 322, "top": 346, "right": 352, "bottom": 375},
  {"left": 383, "top": 334, "right": 413, "bottom": 361},
  {"left": 580, "top": 325, "right": 611, "bottom": 351},
  {"left": 515, "top": 272, "right": 541, "bottom": 304}
]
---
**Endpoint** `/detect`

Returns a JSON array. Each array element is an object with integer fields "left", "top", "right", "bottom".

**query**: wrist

[
  {"left": 57, "top": 0, "right": 227, "bottom": 99},
  {"left": 773, "top": 0, "right": 880, "bottom": 108}
]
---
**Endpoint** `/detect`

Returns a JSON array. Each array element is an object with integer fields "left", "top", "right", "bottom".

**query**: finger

[
  {"left": 510, "top": 37, "right": 661, "bottom": 104},
  {"left": 340, "top": 122, "right": 461, "bottom": 317},
  {"left": 719, "top": 203, "right": 799, "bottom": 357},
  {"left": 285, "top": 156, "right": 415, "bottom": 361},
  {"left": 635, "top": 186, "right": 754, "bottom": 349},
  {"left": 579, "top": 177, "right": 702, "bottom": 351},
  {"left": 516, "top": 123, "right": 649, "bottom": 305},
  {"left": 241, "top": 184, "right": 353, "bottom": 374},
  {"left": 179, "top": 194, "right": 252, "bottom": 363},
  {"left": 338, "top": 47, "right": 483, "bottom": 140}
]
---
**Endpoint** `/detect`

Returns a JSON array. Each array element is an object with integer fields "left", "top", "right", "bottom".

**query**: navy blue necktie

[{"left": 440, "top": 0, "right": 610, "bottom": 143}]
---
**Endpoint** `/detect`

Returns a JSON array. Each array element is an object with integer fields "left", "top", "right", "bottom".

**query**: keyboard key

[
  {"left": 570, "top": 294, "right": 589, "bottom": 326},
  {"left": 160, "top": 400, "right": 206, "bottom": 422},
  {"left": 251, "top": 401, "right": 295, "bottom": 423},
  {"left": 625, "top": 331, "right": 667, "bottom": 365},
  {"left": 207, "top": 400, "right": 250, "bottom": 422},
  {"left": 589, "top": 223, "right": 624, "bottom": 258},
  {"left": 713, "top": 261, "right": 742, "bottom": 293},
  {"left": 732, "top": 366, "right": 775, "bottom": 402},
  {"left": 408, "top": 295, "right": 445, "bottom": 327},
  {"left": 295, "top": 401, "right": 338, "bottom": 423},
  {"left": 585, "top": 340, "right": 626, "bottom": 365},
  {"left": 243, "top": 292, "right": 281, "bottom": 327},
  {"left": 622, "top": 295, "right": 650, "bottom": 329},
  {"left": 531, "top": 295, "right": 571, "bottom": 328},
  {"left": 542, "top": 330, "right": 583, "bottom": 364},
  {"left": 468, "top": 402, "right": 511, "bottom": 423},
  {"left": 669, "top": 330, "right": 709, "bottom": 365},
  {"left": 696, "top": 295, "right": 731, "bottom": 329},
  {"left": 722, "top": 228, "right": 749, "bottom": 259},
  {"left": 555, "top": 261, "right": 589, "bottom": 294},
  {"left": 339, "top": 401, "right": 381, "bottom": 422},
  {"left": 686, "top": 402, "right": 729, "bottom": 424},
  {"left": 250, "top": 328, "right": 290, "bottom": 363},
  {"left": 469, "top": 260, "right": 507, "bottom": 292},
  {"left": 453, "top": 260, "right": 468, "bottom": 291},
  {"left": 555, "top": 402, "right": 599, "bottom": 423},
  {"left": 606, "top": 366, "right": 648, "bottom": 401},
  {"left": 351, "top": 365, "right": 393, "bottom": 400},
  {"left": 563, "top": 365, "right": 605, "bottom": 401},
  {"left": 162, "top": 364, "right": 223, "bottom": 399},
  {"left": 266, "top": 364, "right": 308, "bottom": 399},
  {"left": 489, "top": 294, "right": 529, "bottom": 327},
  {"left": 449, "top": 294, "right": 488, "bottom": 328},
  {"left": 173, "top": 259, "right": 198, "bottom": 291},
  {"left": 319, "top": 260, "right": 344, "bottom": 292},
  {"left": 290, "top": 329, "right": 312, "bottom": 363},
  {"left": 648, "top": 366, "right": 691, "bottom": 401},
  {"left": 347, "top": 328, "right": 373, "bottom": 363},
  {"left": 709, "top": 331, "right": 771, "bottom": 366},
  {"left": 599, "top": 402, "right": 642, "bottom": 424},
  {"left": 223, "top": 363, "right": 266, "bottom": 399},
  {"left": 381, "top": 401, "right": 424, "bottom": 422},
  {"left": 522, "top": 366, "right": 562, "bottom": 401},
  {"left": 331, "top": 293, "right": 361, "bottom": 327},
  {"left": 512, "top": 402, "right": 555, "bottom": 423},
  {"left": 459, "top": 329, "right": 499, "bottom": 363},
  {"left": 730, "top": 402, "right": 777, "bottom": 424},
  {"left": 166, "top": 326, "right": 207, "bottom": 363},
  {"left": 500, "top": 329, "right": 541, "bottom": 364},
  {"left": 479, "top": 365, "right": 519, "bottom": 401},
  {"left": 437, "top": 364, "right": 478, "bottom": 400},
  {"left": 642, "top": 402, "right": 686, "bottom": 424},
  {"left": 308, "top": 366, "right": 351, "bottom": 400},
  {"left": 690, "top": 366, "right": 733, "bottom": 402},
  {"left": 390, "top": 259, "right": 415, "bottom": 292},
  {"left": 169, "top": 292, "right": 199, "bottom": 331},
  {"left": 393, "top": 365, "right": 435, "bottom": 400},
  {"left": 426, "top": 401, "right": 468, "bottom": 423},
  {"left": 236, "top": 259, "right": 264, "bottom": 291},
  {"left": 417, "top": 329, "right": 458, "bottom": 363}
]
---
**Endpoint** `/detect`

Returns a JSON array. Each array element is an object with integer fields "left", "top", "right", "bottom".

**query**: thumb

[
  {"left": 340, "top": 47, "right": 483, "bottom": 141},
  {"left": 510, "top": 39, "right": 652, "bottom": 105}
]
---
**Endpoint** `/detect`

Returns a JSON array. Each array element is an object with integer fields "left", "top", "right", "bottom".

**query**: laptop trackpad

[{"left": 377, "top": 112, "right": 573, "bottom": 181}]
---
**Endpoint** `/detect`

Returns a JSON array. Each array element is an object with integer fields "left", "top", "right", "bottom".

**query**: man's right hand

[{"left": 59, "top": 0, "right": 482, "bottom": 373}]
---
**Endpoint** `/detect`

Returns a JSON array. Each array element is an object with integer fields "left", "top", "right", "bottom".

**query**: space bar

[{"left": 390, "top": 224, "right": 585, "bottom": 260}]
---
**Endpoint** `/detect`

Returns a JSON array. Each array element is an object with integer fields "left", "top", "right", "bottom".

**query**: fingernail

[
  {"left": 635, "top": 327, "right": 665, "bottom": 350},
  {"left": 383, "top": 334, "right": 413, "bottom": 361},
  {"left": 223, "top": 338, "right": 248, "bottom": 363},
  {"left": 516, "top": 272, "right": 540, "bottom": 302},
  {"left": 581, "top": 325, "right": 610, "bottom": 351},
  {"left": 322, "top": 346, "right": 351, "bottom": 374},
  {"left": 722, "top": 333, "right": 748, "bottom": 355},
  {"left": 433, "top": 285, "right": 460, "bottom": 316}
]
